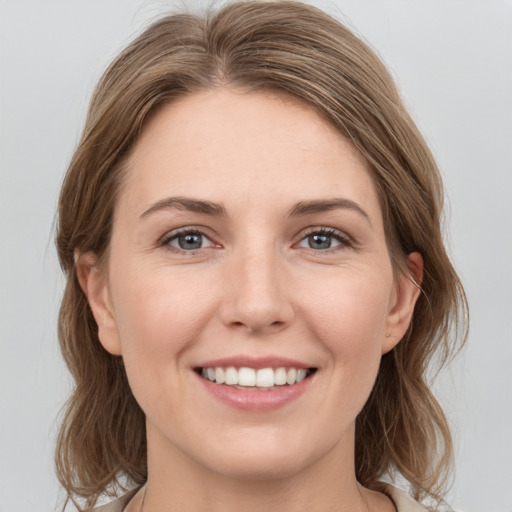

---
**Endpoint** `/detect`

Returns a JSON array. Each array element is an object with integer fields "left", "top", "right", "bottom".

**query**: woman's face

[{"left": 83, "top": 88, "right": 420, "bottom": 481}]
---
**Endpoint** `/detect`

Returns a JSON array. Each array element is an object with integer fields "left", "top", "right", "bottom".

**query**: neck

[{"left": 139, "top": 422, "right": 395, "bottom": 512}]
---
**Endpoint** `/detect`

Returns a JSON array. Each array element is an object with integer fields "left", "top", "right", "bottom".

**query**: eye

[
  {"left": 296, "top": 228, "right": 351, "bottom": 251},
  {"left": 162, "top": 228, "right": 217, "bottom": 252}
]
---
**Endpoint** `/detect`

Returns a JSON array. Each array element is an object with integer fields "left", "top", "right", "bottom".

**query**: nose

[{"left": 219, "top": 246, "right": 294, "bottom": 334}]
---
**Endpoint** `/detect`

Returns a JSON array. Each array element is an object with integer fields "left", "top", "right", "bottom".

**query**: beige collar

[{"left": 382, "top": 484, "right": 429, "bottom": 512}]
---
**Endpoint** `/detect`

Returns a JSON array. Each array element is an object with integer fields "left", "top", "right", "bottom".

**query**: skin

[{"left": 78, "top": 88, "right": 422, "bottom": 512}]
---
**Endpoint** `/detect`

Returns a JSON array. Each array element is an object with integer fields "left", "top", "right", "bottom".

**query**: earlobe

[
  {"left": 76, "top": 250, "right": 123, "bottom": 356},
  {"left": 382, "top": 252, "right": 424, "bottom": 354}
]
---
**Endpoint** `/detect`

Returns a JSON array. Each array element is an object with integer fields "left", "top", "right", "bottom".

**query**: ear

[
  {"left": 75, "top": 250, "right": 122, "bottom": 356},
  {"left": 382, "top": 252, "right": 424, "bottom": 354}
]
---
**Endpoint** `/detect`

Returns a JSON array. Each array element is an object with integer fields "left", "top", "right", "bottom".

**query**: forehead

[{"left": 119, "top": 88, "right": 380, "bottom": 221}]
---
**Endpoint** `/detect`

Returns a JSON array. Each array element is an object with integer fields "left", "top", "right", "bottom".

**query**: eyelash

[
  {"left": 159, "top": 226, "right": 354, "bottom": 254},
  {"left": 159, "top": 227, "right": 216, "bottom": 254},
  {"left": 296, "top": 227, "right": 354, "bottom": 252}
]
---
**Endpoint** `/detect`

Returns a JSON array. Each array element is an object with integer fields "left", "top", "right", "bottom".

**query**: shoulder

[
  {"left": 92, "top": 488, "right": 139, "bottom": 512},
  {"left": 382, "top": 484, "right": 429, "bottom": 512}
]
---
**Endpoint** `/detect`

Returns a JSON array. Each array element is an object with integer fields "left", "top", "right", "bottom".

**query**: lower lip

[{"left": 196, "top": 372, "right": 314, "bottom": 412}]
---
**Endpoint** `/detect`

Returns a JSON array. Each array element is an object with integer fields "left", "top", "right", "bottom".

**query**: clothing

[
  {"left": 93, "top": 488, "right": 138, "bottom": 512},
  {"left": 93, "top": 483, "right": 427, "bottom": 511},
  {"left": 384, "top": 484, "right": 428, "bottom": 511}
]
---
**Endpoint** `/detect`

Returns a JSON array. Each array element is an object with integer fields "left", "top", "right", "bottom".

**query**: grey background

[{"left": 1, "top": 1, "right": 511, "bottom": 511}]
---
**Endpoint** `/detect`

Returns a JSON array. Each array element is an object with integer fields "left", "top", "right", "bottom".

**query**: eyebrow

[
  {"left": 140, "top": 195, "right": 370, "bottom": 225},
  {"left": 288, "top": 198, "right": 371, "bottom": 224},
  {"left": 140, "top": 196, "right": 227, "bottom": 218}
]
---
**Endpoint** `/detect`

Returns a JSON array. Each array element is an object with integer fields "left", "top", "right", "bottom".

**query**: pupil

[
  {"left": 309, "top": 234, "right": 331, "bottom": 249},
  {"left": 179, "top": 233, "right": 202, "bottom": 249}
]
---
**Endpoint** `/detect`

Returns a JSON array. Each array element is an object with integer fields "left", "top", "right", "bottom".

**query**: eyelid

[
  {"left": 293, "top": 226, "right": 354, "bottom": 251},
  {"left": 159, "top": 225, "right": 221, "bottom": 253},
  {"left": 157, "top": 225, "right": 354, "bottom": 255}
]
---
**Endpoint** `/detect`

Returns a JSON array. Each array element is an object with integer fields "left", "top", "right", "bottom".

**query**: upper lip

[{"left": 196, "top": 356, "right": 314, "bottom": 370}]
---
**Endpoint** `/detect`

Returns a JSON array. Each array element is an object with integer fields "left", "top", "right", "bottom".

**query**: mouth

[{"left": 195, "top": 366, "right": 318, "bottom": 391}]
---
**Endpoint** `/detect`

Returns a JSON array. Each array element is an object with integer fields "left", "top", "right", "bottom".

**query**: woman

[{"left": 55, "top": 1, "right": 467, "bottom": 511}]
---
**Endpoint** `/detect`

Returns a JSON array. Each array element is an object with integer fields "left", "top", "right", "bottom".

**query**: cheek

[
  {"left": 303, "top": 269, "right": 392, "bottom": 399},
  {"left": 108, "top": 262, "right": 214, "bottom": 384},
  {"left": 304, "top": 267, "right": 392, "bottom": 343}
]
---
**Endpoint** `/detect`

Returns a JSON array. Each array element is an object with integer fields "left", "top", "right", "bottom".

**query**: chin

[
  {"left": 191, "top": 428, "right": 338, "bottom": 483},
  {"left": 206, "top": 452, "right": 311, "bottom": 482}
]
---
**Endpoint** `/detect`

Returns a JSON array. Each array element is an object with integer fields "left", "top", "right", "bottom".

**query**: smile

[{"left": 199, "top": 366, "right": 317, "bottom": 390}]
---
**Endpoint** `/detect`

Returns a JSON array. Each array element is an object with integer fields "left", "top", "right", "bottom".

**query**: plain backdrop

[{"left": 1, "top": 1, "right": 511, "bottom": 511}]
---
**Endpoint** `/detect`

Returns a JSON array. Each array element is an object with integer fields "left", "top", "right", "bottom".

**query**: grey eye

[
  {"left": 168, "top": 232, "right": 213, "bottom": 250},
  {"left": 177, "top": 233, "right": 203, "bottom": 250},
  {"left": 308, "top": 233, "right": 333, "bottom": 249},
  {"left": 297, "top": 231, "right": 344, "bottom": 250}
]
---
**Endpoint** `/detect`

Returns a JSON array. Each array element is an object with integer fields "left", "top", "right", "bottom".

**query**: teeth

[
  {"left": 200, "top": 366, "right": 313, "bottom": 388},
  {"left": 239, "top": 367, "right": 256, "bottom": 386},
  {"left": 215, "top": 367, "right": 225, "bottom": 384},
  {"left": 256, "top": 368, "right": 274, "bottom": 387},
  {"left": 274, "top": 367, "right": 287, "bottom": 385},
  {"left": 296, "top": 368, "right": 307, "bottom": 382},
  {"left": 286, "top": 368, "right": 297, "bottom": 385},
  {"left": 225, "top": 366, "right": 238, "bottom": 385}
]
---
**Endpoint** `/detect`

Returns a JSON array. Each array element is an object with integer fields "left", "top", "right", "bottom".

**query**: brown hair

[{"left": 55, "top": 1, "right": 467, "bottom": 509}]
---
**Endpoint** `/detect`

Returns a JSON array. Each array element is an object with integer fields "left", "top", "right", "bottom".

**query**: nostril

[{"left": 229, "top": 319, "right": 288, "bottom": 334}]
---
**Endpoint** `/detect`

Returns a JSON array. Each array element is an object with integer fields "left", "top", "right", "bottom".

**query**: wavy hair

[{"left": 55, "top": 1, "right": 467, "bottom": 509}]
